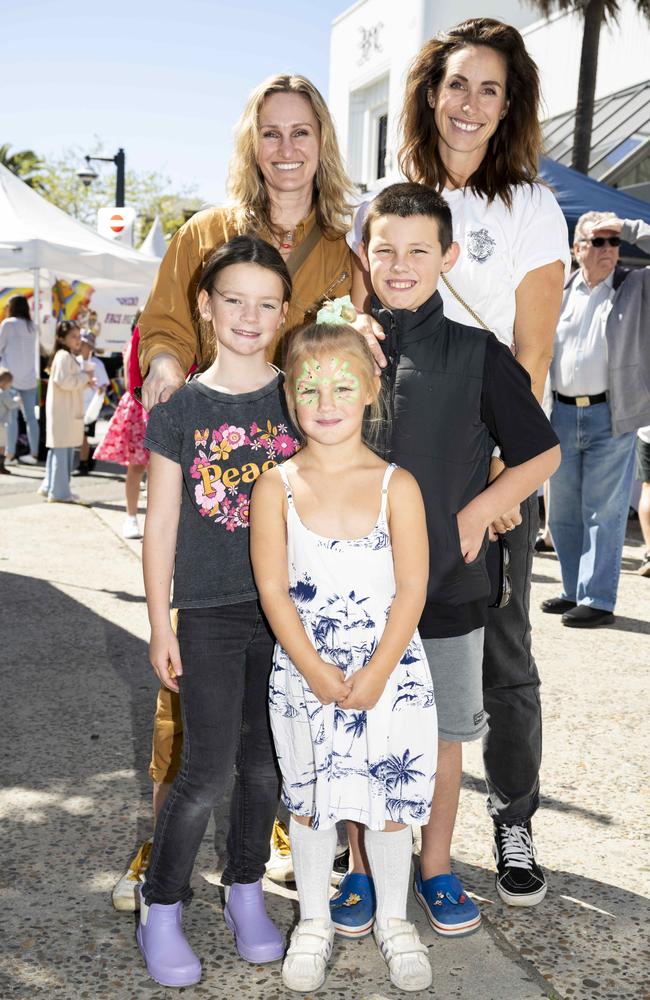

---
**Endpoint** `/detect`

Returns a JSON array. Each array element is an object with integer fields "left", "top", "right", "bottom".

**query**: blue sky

[{"left": 4, "top": 0, "right": 348, "bottom": 205}]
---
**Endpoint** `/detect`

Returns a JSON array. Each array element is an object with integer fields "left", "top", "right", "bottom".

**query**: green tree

[
  {"left": 0, "top": 144, "right": 45, "bottom": 189},
  {"left": 530, "top": 0, "right": 650, "bottom": 174},
  {"left": 36, "top": 142, "right": 205, "bottom": 245}
]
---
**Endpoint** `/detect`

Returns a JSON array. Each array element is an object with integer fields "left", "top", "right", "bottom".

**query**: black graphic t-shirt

[{"left": 145, "top": 373, "right": 299, "bottom": 609}]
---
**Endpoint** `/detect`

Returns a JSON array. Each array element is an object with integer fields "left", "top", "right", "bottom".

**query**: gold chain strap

[{"left": 441, "top": 273, "right": 491, "bottom": 332}]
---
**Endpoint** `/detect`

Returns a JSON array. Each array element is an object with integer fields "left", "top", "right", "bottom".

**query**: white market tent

[
  {"left": 0, "top": 163, "right": 161, "bottom": 336},
  {"left": 140, "top": 215, "right": 168, "bottom": 258}
]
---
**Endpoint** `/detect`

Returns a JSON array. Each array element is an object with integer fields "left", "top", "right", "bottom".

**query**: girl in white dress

[{"left": 251, "top": 319, "right": 437, "bottom": 994}]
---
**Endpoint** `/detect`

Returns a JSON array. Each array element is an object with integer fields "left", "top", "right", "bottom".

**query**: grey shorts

[
  {"left": 421, "top": 628, "right": 486, "bottom": 743},
  {"left": 636, "top": 437, "right": 650, "bottom": 483}
]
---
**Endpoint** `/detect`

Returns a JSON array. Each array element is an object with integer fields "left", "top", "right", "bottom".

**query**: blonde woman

[
  {"left": 139, "top": 73, "right": 356, "bottom": 409},
  {"left": 112, "top": 75, "right": 356, "bottom": 915}
]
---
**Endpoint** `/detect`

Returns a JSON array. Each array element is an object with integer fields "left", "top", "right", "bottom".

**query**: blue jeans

[
  {"left": 42, "top": 448, "right": 74, "bottom": 500},
  {"left": 549, "top": 401, "right": 636, "bottom": 612},
  {"left": 6, "top": 386, "right": 40, "bottom": 457},
  {"left": 143, "top": 601, "right": 280, "bottom": 906}
]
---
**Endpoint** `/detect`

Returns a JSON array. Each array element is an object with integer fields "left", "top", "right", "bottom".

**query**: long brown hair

[
  {"left": 227, "top": 74, "right": 356, "bottom": 239},
  {"left": 399, "top": 18, "right": 542, "bottom": 207},
  {"left": 47, "top": 320, "right": 80, "bottom": 371}
]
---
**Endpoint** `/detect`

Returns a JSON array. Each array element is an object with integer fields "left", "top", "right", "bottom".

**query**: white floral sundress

[{"left": 270, "top": 462, "right": 437, "bottom": 831}]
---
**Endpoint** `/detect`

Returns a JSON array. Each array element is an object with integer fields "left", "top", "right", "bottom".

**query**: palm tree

[
  {"left": 0, "top": 144, "right": 45, "bottom": 189},
  {"left": 343, "top": 711, "right": 367, "bottom": 755},
  {"left": 530, "top": 0, "right": 650, "bottom": 173}
]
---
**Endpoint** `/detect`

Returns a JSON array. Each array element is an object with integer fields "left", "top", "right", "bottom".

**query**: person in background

[
  {"left": 39, "top": 321, "right": 95, "bottom": 504},
  {"left": 544, "top": 213, "right": 650, "bottom": 626},
  {"left": 93, "top": 324, "right": 149, "bottom": 539},
  {"left": 636, "top": 427, "right": 650, "bottom": 577},
  {"left": 0, "top": 367, "right": 20, "bottom": 475},
  {"left": 0, "top": 295, "right": 40, "bottom": 465},
  {"left": 75, "top": 330, "right": 109, "bottom": 476}
]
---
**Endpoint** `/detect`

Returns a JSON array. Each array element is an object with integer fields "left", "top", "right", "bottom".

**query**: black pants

[
  {"left": 143, "top": 601, "right": 280, "bottom": 905},
  {"left": 482, "top": 495, "right": 542, "bottom": 825}
]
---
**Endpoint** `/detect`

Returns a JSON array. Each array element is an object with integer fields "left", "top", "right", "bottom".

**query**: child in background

[
  {"left": 39, "top": 321, "right": 95, "bottom": 504},
  {"left": 251, "top": 321, "right": 437, "bottom": 994},
  {"left": 137, "top": 235, "right": 300, "bottom": 988},
  {"left": 0, "top": 367, "right": 20, "bottom": 475},
  {"left": 94, "top": 324, "right": 149, "bottom": 538},
  {"left": 76, "top": 330, "right": 109, "bottom": 476}
]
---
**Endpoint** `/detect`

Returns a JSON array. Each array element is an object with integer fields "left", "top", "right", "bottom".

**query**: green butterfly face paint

[{"left": 295, "top": 356, "right": 361, "bottom": 407}]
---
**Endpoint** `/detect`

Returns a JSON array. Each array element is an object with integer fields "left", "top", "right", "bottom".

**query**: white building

[{"left": 329, "top": 0, "right": 650, "bottom": 199}]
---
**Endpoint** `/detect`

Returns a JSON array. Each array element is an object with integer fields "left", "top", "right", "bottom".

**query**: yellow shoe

[{"left": 111, "top": 839, "right": 153, "bottom": 912}]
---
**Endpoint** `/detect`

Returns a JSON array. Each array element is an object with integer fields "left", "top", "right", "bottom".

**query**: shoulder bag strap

[
  {"left": 286, "top": 222, "right": 323, "bottom": 279},
  {"left": 440, "top": 273, "right": 491, "bottom": 332}
]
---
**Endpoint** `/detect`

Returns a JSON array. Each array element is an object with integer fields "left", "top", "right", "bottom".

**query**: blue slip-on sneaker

[
  {"left": 329, "top": 872, "right": 376, "bottom": 938},
  {"left": 414, "top": 871, "right": 481, "bottom": 937}
]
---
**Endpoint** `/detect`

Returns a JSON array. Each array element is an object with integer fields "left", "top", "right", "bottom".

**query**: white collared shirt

[{"left": 551, "top": 270, "right": 614, "bottom": 395}]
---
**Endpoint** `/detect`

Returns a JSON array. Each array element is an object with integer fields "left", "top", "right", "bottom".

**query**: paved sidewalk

[{"left": 1, "top": 462, "right": 648, "bottom": 1000}]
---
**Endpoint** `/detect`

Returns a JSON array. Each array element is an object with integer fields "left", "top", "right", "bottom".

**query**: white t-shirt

[
  {"left": 0, "top": 317, "right": 38, "bottom": 390},
  {"left": 350, "top": 183, "right": 570, "bottom": 349}
]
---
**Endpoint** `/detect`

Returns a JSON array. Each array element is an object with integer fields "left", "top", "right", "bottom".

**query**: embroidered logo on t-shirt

[
  {"left": 466, "top": 228, "right": 496, "bottom": 263},
  {"left": 190, "top": 420, "right": 299, "bottom": 531}
]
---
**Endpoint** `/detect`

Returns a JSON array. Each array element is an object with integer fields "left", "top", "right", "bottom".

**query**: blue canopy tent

[{"left": 539, "top": 157, "right": 650, "bottom": 259}]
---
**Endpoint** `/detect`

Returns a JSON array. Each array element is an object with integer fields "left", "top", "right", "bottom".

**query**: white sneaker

[
  {"left": 112, "top": 839, "right": 152, "bottom": 911},
  {"left": 36, "top": 485, "right": 48, "bottom": 496},
  {"left": 47, "top": 494, "right": 90, "bottom": 506},
  {"left": 122, "top": 515, "right": 142, "bottom": 539},
  {"left": 18, "top": 454, "right": 38, "bottom": 465},
  {"left": 374, "top": 919, "right": 432, "bottom": 992},
  {"left": 282, "top": 918, "right": 334, "bottom": 993},
  {"left": 5, "top": 456, "right": 16, "bottom": 466}
]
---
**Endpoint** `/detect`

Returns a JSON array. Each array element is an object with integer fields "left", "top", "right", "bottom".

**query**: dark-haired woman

[
  {"left": 347, "top": 17, "right": 569, "bottom": 934},
  {"left": 0, "top": 295, "right": 40, "bottom": 464}
]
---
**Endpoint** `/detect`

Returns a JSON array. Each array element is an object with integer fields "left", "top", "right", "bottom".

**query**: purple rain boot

[
  {"left": 223, "top": 880, "right": 284, "bottom": 963},
  {"left": 136, "top": 888, "right": 201, "bottom": 987}
]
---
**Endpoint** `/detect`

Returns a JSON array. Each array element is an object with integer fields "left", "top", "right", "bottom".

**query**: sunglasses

[{"left": 584, "top": 236, "right": 621, "bottom": 248}]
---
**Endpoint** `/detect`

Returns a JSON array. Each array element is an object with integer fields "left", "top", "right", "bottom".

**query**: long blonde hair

[
  {"left": 227, "top": 74, "right": 356, "bottom": 239},
  {"left": 284, "top": 322, "right": 386, "bottom": 451}
]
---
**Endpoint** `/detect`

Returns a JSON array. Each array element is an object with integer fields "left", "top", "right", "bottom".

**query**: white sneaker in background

[
  {"left": 18, "top": 454, "right": 38, "bottom": 465},
  {"left": 122, "top": 515, "right": 142, "bottom": 539}
]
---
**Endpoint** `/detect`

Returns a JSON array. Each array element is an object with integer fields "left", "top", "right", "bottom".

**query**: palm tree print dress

[{"left": 270, "top": 463, "right": 437, "bottom": 831}]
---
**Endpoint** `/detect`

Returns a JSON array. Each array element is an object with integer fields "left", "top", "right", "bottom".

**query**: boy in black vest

[{"left": 329, "top": 183, "right": 560, "bottom": 938}]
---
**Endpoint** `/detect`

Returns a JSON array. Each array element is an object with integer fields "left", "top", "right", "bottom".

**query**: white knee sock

[
  {"left": 290, "top": 816, "right": 337, "bottom": 922},
  {"left": 365, "top": 826, "right": 413, "bottom": 928}
]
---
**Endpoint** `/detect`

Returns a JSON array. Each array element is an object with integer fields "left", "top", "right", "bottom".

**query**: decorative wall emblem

[
  {"left": 358, "top": 23, "right": 383, "bottom": 64},
  {"left": 466, "top": 228, "right": 496, "bottom": 262}
]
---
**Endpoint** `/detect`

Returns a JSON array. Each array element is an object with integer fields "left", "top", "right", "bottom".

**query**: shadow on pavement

[
  {"left": 455, "top": 858, "right": 650, "bottom": 1000},
  {"left": 460, "top": 773, "right": 613, "bottom": 826}
]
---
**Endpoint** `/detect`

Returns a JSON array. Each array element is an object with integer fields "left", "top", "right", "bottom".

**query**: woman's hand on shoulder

[
  {"left": 337, "top": 665, "right": 385, "bottom": 711},
  {"left": 149, "top": 625, "right": 183, "bottom": 693}
]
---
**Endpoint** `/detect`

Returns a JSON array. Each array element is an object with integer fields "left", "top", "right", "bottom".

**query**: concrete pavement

[{"left": 1, "top": 461, "right": 648, "bottom": 1000}]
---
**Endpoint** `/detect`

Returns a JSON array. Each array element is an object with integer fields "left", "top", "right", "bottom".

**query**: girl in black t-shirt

[{"left": 137, "top": 236, "right": 299, "bottom": 987}]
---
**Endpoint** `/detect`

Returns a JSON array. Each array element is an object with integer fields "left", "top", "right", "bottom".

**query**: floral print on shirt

[{"left": 189, "top": 418, "right": 299, "bottom": 531}]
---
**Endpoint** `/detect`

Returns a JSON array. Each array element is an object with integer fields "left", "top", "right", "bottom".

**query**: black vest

[{"left": 373, "top": 291, "right": 493, "bottom": 607}]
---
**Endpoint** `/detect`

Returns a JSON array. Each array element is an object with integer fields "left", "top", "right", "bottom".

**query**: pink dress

[{"left": 94, "top": 328, "right": 149, "bottom": 467}]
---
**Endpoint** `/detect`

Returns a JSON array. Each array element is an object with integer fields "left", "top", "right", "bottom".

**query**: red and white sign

[{"left": 97, "top": 206, "right": 136, "bottom": 246}]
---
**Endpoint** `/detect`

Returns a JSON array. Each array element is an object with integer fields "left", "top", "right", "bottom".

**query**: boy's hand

[
  {"left": 456, "top": 508, "right": 489, "bottom": 563},
  {"left": 308, "top": 662, "right": 352, "bottom": 705},
  {"left": 338, "top": 666, "right": 387, "bottom": 711},
  {"left": 149, "top": 626, "right": 183, "bottom": 692},
  {"left": 491, "top": 503, "right": 522, "bottom": 535}
]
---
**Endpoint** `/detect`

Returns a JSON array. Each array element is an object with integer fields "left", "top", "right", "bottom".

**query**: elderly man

[{"left": 543, "top": 212, "right": 650, "bottom": 627}]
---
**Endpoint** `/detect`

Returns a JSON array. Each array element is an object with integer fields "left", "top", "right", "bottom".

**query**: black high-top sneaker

[{"left": 493, "top": 820, "right": 547, "bottom": 906}]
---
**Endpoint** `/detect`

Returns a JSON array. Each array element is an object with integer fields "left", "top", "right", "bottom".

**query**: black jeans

[
  {"left": 482, "top": 495, "right": 542, "bottom": 825},
  {"left": 143, "top": 601, "right": 280, "bottom": 905}
]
